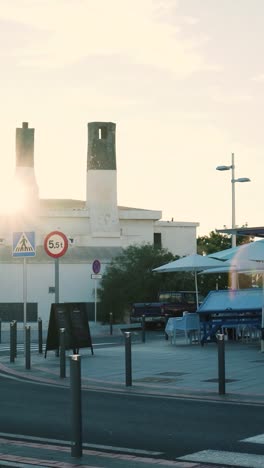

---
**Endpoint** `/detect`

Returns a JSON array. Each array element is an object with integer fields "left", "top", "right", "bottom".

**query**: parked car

[{"left": 130, "top": 291, "right": 204, "bottom": 327}]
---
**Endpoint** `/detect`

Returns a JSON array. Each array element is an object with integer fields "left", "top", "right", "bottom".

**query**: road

[{"left": 0, "top": 374, "right": 264, "bottom": 464}]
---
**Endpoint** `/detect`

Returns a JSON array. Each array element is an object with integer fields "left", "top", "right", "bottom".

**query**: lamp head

[
  {"left": 216, "top": 165, "right": 232, "bottom": 171},
  {"left": 234, "top": 177, "right": 251, "bottom": 183}
]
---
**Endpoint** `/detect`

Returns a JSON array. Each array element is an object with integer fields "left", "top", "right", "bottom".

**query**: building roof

[
  {"left": 39, "top": 198, "right": 160, "bottom": 213},
  {"left": 0, "top": 246, "right": 123, "bottom": 264},
  {"left": 217, "top": 226, "right": 264, "bottom": 238}
]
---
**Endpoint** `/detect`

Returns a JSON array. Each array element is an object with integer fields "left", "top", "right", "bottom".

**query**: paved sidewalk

[{"left": 0, "top": 323, "right": 263, "bottom": 467}]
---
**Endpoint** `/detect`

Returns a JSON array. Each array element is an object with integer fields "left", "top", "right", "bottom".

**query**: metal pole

[
  {"left": 55, "top": 258, "right": 59, "bottom": 303},
  {"left": 94, "top": 278, "right": 97, "bottom": 323},
  {"left": 109, "top": 312, "right": 113, "bottom": 335},
  {"left": 70, "top": 355, "right": 82, "bottom": 458},
  {"left": 60, "top": 328, "right": 66, "bottom": 378},
  {"left": 25, "top": 325, "right": 31, "bottom": 370},
  {"left": 38, "top": 317, "right": 43, "bottom": 354},
  {"left": 0, "top": 318, "right": 2, "bottom": 344},
  {"left": 231, "top": 153, "right": 236, "bottom": 248},
  {"left": 141, "top": 315, "right": 146, "bottom": 343},
  {"left": 125, "top": 332, "right": 132, "bottom": 386},
  {"left": 231, "top": 153, "right": 237, "bottom": 290},
  {"left": 10, "top": 322, "right": 15, "bottom": 363},
  {"left": 23, "top": 258, "right": 27, "bottom": 355},
  {"left": 217, "top": 333, "right": 226, "bottom": 395}
]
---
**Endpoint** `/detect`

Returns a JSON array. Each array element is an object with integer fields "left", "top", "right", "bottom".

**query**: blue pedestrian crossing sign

[{"left": 12, "top": 231, "right": 36, "bottom": 257}]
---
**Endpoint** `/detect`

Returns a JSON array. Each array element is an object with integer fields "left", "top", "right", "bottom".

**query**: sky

[{"left": 0, "top": 0, "right": 263, "bottom": 237}]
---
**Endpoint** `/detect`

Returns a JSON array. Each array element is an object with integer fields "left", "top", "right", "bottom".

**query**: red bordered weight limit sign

[{"left": 44, "top": 231, "right": 68, "bottom": 258}]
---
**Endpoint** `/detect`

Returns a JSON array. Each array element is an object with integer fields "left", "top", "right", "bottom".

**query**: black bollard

[
  {"left": 10, "top": 322, "right": 15, "bottom": 363},
  {"left": 60, "top": 328, "right": 66, "bottom": 378},
  {"left": 141, "top": 315, "right": 146, "bottom": 343},
  {"left": 13, "top": 320, "right": 17, "bottom": 358},
  {"left": 70, "top": 355, "right": 82, "bottom": 458},
  {"left": 165, "top": 314, "right": 169, "bottom": 341},
  {"left": 217, "top": 333, "right": 226, "bottom": 395},
  {"left": 125, "top": 332, "right": 132, "bottom": 386},
  {"left": 109, "top": 312, "right": 113, "bottom": 336},
  {"left": 25, "top": 325, "right": 31, "bottom": 370},
  {"left": 38, "top": 317, "right": 43, "bottom": 354}
]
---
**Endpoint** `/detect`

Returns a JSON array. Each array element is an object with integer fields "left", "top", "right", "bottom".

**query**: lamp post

[{"left": 216, "top": 153, "right": 250, "bottom": 288}]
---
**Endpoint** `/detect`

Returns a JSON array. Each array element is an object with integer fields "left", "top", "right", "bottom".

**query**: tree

[
  {"left": 197, "top": 230, "right": 252, "bottom": 256},
  {"left": 98, "top": 244, "right": 195, "bottom": 323}
]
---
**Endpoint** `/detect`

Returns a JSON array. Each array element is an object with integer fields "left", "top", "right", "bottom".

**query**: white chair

[{"left": 165, "top": 313, "right": 200, "bottom": 344}]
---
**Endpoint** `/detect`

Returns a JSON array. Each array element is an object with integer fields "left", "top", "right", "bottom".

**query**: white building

[{"left": 0, "top": 122, "right": 199, "bottom": 324}]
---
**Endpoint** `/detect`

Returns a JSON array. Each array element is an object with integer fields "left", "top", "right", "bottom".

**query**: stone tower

[{"left": 86, "top": 122, "right": 120, "bottom": 237}]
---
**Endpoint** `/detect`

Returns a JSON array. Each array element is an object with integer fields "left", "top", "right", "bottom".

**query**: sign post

[
  {"left": 12, "top": 231, "right": 36, "bottom": 354},
  {"left": 44, "top": 231, "right": 68, "bottom": 303},
  {"left": 92, "top": 260, "right": 101, "bottom": 323}
]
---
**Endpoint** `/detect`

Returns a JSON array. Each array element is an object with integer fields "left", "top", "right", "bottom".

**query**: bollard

[
  {"left": 125, "top": 332, "right": 132, "bottom": 386},
  {"left": 60, "top": 328, "right": 66, "bottom": 378},
  {"left": 10, "top": 322, "right": 15, "bottom": 363},
  {"left": 164, "top": 314, "right": 169, "bottom": 341},
  {"left": 13, "top": 320, "right": 17, "bottom": 358},
  {"left": 141, "top": 315, "right": 146, "bottom": 343},
  {"left": 25, "top": 325, "right": 31, "bottom": 370},
  {"left": 217, "top": 333, "right": 225, "bottom": 395},
  {"left": 70, "top": 355, "right": 82, "bottom": 458},
  {"left": 109, "top": 312, "right": 113, "bottom": 336},
  {"left": 38, "top": 317, "right": 43, "bottom": 354},
  {"left": 0, "top": 318, "right": 2, "bottom": 344}
]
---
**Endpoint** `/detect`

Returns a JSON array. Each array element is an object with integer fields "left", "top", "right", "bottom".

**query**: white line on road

[
  {"left": 242, "top": 433, "right": 264, "bottom": 444},
  {"left": 179, "top": 449, "right": 264, "bottom": 467}
]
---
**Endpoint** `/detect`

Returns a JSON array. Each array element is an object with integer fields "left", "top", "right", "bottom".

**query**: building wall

[
  {"left": 0, "top": 121, "right": 199, "bottom": 325},
  {"left": 154, "top": 222, "right": 199, "bottom": 256}
]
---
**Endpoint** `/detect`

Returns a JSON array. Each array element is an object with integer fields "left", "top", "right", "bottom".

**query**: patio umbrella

[
  {"left": 210, "top": 240, "right": 264, "bottom": 352},
  {"left": 153, "top": 254, "right": 224, "bottom": 308},
  {"left": 200, "top": 259, "right": 264, "bottom": 275},
  {"left": 248, "top": 244, "right": 264, "bottom": 352},
  {"left": 209, "top": 239, "right": 264, "bottom": 261}
]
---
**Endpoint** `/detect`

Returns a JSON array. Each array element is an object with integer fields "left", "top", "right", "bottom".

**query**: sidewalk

[
  {"left": 0, "top": 323, "right": 263, "bottom": 467},
  {"left": 1, "top": 322, "right": 264, "bottom": 402}
]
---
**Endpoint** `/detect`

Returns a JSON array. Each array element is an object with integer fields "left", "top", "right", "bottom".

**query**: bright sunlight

[{"left": 0, "top": 178, "right": 27, "bottom": 215}]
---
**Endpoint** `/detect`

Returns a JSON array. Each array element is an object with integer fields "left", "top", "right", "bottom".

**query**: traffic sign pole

[
  {"left": 23, "top": 258, "right": 27, "bottom": 356},
  {"left": 12, "top": 231, "right": 36, "bottom": 357},
  {"left": 44, "top": 231, "right": 68, "bottom": 305},
  {"left": 94, "top": 278, "right": 97, "bottom": 324},
  {"left": 55, "top": 258, "right": 59, "bottom": 304}
]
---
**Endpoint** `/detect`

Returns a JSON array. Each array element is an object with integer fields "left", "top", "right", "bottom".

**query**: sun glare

[{"left": 0, "top": 179, "right": 27, "bottom": 215}]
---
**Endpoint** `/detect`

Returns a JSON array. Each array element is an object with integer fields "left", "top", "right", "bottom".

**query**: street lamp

[{"left": 216, "top": 153, "right": 250, "bottom": 249}]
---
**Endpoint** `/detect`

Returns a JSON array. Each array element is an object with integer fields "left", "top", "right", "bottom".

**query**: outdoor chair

[{"left": 165, "top": 313, "right": 201, "bottom": 345}]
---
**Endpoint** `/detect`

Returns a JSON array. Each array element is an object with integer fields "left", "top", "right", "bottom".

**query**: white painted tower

[{"left": 86, "top": 122, "right": 120, "bottom": 238}]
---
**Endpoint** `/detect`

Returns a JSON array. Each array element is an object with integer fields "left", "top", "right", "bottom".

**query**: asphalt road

[{"left": 1, "top": 375, "right": 264, "bottom": 461}]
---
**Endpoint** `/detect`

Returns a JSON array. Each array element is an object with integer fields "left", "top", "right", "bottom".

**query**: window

[
  {"left": 154, "top": 232, "right": 162, "bottom": 248},
  {"left": 98, "top": 126, "right": 107, "bottom": 139}
]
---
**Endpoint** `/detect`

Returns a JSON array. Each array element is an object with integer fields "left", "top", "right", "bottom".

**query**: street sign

[
  {"left": 92, "top": 259, "right": 101, "bottom": 274},
  {"left": 44, "top": 231, "right": 68, "bottom": 258},
  {"left": 91, "top": 274, "right": 102, "bottom": 279},
  {"left": 12, "top": 231, "right": 36, "bottom": 257}
]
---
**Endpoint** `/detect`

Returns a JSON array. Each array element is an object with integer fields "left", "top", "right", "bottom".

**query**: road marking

[
  {"left": 179, "top": 449, "right": 264, "bottom": 467},
  {"left": 0, "top": 432, "right": 163, "bottom": 456},
  {"left": 242, "top": 433, "right": 264, "bottom": 444}
]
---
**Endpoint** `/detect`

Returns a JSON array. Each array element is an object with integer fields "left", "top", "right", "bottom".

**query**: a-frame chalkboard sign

[{"left": 45, "top": 302, "right": 94, "bottom": 357}]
